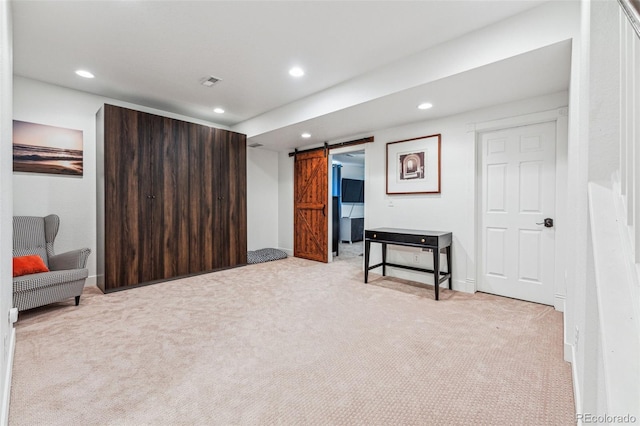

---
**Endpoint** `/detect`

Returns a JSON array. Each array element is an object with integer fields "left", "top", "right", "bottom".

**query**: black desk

[{"left": 364, "top": 228, "right": 452, "bottom": 300}]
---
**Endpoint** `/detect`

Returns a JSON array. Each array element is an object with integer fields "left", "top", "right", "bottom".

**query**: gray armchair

[{"left": 13, "top": 214, "right": 91, "bottom": 311}]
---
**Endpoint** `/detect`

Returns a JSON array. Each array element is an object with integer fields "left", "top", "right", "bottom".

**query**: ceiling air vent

[
  {"left": 200, "top": 75, "right": 222, "bottom": 87},
  {"left": 248, "top": 143, "right": 263, "bottom": 148}
]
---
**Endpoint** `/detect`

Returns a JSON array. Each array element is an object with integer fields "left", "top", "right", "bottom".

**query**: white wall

[
  {"left": 566, "top": 0, "right": 640, "bottom": 418},
  {"left": 0, "top": 1, "right": 13, "bottom": 422},
  {"left": 13, "top": 76, "right": 281, "bottom": 283},
  {"left": 340, "top": 162, "right": 364, "bottom": 180},
  {"left": 13, "top": 78, "right": 100, "bottom": 282},
  {"left": 587, "top": 0, "right": 620, "bottom": 184},
  {"left": 246, "top": 147, "right": 279, "bottom": 251},
  {"left": 370, "top": 94, "right": 570, "bottom": 294},
  {"left": 277, "top": 152, "right": 294, "bottom": 254},
  {"left": 561, "top": 1, "right": 589, "bottom": 417},
  {"left": 275, "top": 0, "right": 581, "bottom": 272},
  {"left": 278, "top": 92, "right": 569, "bottom": 293}
]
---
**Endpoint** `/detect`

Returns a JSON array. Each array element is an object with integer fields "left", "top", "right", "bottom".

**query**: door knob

[{"left": 536, "top": 218, "right": 554, "bottom": 228}]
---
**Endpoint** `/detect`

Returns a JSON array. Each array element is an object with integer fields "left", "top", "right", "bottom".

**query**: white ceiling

[
  {"left": 249, "top": 40, "right": 572, "bottom": 151},
  {"left": 12, "top": 0, "right": 568, "bottom": 152},
  {"left": 334, "top": 151, "right": 365, "bottom": 167}
]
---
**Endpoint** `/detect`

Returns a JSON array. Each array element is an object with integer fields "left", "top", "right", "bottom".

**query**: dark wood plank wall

[
  {"left": 188, "top": 123, "right": 216, "bottom": 273},
  {"left": 136, "top": 110, "right": 156, "bottom": 284},
  {"left": 228, "top": 130, "right": 248, "bottom": 267},
  {"left": 104, "top": 105, "right": 145, "bottom": 289},
  {"left": 217, "top": 129, "right": 247, "bottom": 268},
  {"left": 154, "top": 117, "right": 190, "bottom": 281},
  {"left": 212, "top": 128, "right": 229, "bottom": 269},
  {"left": 101, "top": 104, "right": 247, "bottom": 291}
]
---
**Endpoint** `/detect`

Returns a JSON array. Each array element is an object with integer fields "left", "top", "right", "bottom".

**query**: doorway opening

[{"left": 332, "top": 150, "right": 365, "bottom": 262}]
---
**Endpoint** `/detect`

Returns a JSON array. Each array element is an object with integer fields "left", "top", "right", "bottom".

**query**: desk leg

[
  {"left": 446, "top": 245, "right": 452, "bottom": 290},
  {"left": 364, "top": 239, "right": 371, "bottom": 283},
  {"left": 433, "top": 246, "right": 440, "bottom": 301},
  {"left": 382, "top": 243, "right": 387, "bottom": 276}
]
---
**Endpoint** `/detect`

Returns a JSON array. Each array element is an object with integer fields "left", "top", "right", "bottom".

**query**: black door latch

[{"left": 536, "top": 218, "right": 554, "bottom": 228}]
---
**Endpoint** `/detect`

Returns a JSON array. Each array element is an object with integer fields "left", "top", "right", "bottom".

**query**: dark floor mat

[{"left": 247, "top": 248, "right": 288, "bottom": 264}]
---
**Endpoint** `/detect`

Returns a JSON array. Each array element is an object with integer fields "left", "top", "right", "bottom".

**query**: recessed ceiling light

[
  {"left": 418, "top": 102, "right": 433, "bottom": 110},
  {"left": 289, "top": 67, "right": 305, "bottom": 77},
  {"left": 75, "top": 70, "right": 94, "bottom": 79},
  {"left": 213, "top": 108, "right": 225, "bottom": 114},
  {"left": 301, "top": 133, "right": 311, "bottom": 138}
]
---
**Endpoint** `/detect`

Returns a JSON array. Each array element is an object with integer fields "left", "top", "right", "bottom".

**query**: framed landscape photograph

[
  {"left": 386, "top": 134, "right": 441, "bottom": 194},
  {"left": 13, "top": 120, "right": 84, "bottom": 176}
]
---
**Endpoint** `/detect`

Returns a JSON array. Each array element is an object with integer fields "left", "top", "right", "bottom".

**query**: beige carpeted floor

[
  {"left": 335, "top": 241, "right": 363, "bottom": 260},
  {"left": 9, "top": 255, "right": 575, "bottom": 425}
]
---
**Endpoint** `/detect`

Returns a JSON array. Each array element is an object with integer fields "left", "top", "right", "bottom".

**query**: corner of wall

[
  {"left": 1, "top": 329, "right": 15, "bottom": 426},
  {"left": 0, "top": 0, "right": 13, "bottom": 422}
]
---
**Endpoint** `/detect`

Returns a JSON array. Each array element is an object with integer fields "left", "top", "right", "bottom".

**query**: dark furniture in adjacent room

[
  {"left": 341, "top": 178, "right": 364, "bottom": 203},
  {"left": 332, "top": 196, "right": 340, "bottom": 256},
  {"left": 364, "top": 228, "right": 452, "bottom": 300},
  {"left": 340, "top": 217, "right": 364, "bottom": 243}
]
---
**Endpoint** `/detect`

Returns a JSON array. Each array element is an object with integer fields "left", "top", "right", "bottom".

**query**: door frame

[
  {"left": 328, "top": 145, "right": 367, "bottom": 263},
  {"left": 473, "top": 107, "right": 569, "bottom": 311}
]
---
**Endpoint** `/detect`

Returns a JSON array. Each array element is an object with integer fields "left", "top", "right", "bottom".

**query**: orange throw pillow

[{"left": 13, "top": 255, "right": 49, "bottom": 277}]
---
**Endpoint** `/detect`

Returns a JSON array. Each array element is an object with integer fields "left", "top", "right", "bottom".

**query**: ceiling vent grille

[
  {"left": 200, "top": 76, "right": 222, "bottom": 87},
  {"left": 248, "top": 143, "right": 263, "bottom": 148}
]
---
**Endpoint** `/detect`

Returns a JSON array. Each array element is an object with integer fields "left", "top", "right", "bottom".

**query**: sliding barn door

[{"left": 294, "top": 150, "right": 328, "bottom": 263}]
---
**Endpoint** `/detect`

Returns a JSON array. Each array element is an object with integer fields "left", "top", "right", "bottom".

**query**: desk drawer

[{"left": 365, "top": 230, "right": 437, "bottom": 246}]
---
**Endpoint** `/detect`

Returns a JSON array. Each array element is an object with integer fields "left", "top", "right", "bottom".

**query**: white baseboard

[
  {"left": 564, "top": 309, "right": 572, "bottom": 363},
  {"left": 571, "top": 343, "right": 582, "bottom": 426},
  {"left": 85, "top": 275, "right": 98, "bottom": 287},
  {"left": 554, "top": 293, "right": 566, "bottom": 312},
  {"left": 279, "top": 248, "right": 294, "bottom": 257},
  {"left": 455, "top": 278, "right": 475, "bottom": 294},
  {"left": 2, "top": 327, "right": 15, "bottom": 426}
]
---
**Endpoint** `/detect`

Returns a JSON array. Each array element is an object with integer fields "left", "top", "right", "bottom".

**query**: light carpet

[
  {"left": 9, "top": 256, "right": 574, "bottom": 425},
  {"left": 335, "top": 241, "right": 363, "bottom": 260}
]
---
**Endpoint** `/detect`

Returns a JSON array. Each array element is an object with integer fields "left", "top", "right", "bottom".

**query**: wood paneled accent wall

[{"left": 96, "top": 104, "right": 247, "bottom": 292}]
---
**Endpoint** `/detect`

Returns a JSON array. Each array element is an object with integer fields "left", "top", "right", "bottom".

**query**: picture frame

[
  {"left": 13, "top": 120, "right": 84, "bottom": 176},
  {"left": 386, "top": 134, "right": 441, "bottom": 194}
]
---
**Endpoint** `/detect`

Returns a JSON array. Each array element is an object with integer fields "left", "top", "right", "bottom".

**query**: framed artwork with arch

[{"left": 386, "top": 134, "right": 441, "bottom": 194}]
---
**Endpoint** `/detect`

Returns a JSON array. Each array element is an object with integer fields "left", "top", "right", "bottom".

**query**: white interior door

[{"left": 479, "top": 121, "right": 556, "bottom": 305}]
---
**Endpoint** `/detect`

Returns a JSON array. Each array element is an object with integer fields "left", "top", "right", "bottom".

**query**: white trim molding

[
  {"left": 588, "top": 182, "right": 640, "bottom": 417},
  {"left": 2, "top": 328, "right": 15, "bottom": 426},
  {"left": 554, "top": 293, "right": 566, "bottom": 312},
  {"left": 571, "top": 343, "right": 583, "bottom": 426},
  {"left": 280, "top": 248, "right": 294, "bottom": 257},
  {"left": 85, "top": 275, "right": 98, "bottom": 287},
  {"left": 472, "top": 107, "right": 566, "bottom": 133},
  {"left": 474, "top": 106, "right": 568, "bottom": 311},
  {"left": 463, "top": 278, "right": 476, "bottom": 294}
]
